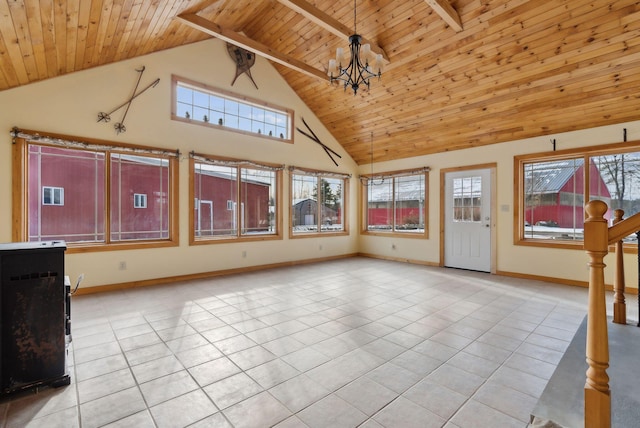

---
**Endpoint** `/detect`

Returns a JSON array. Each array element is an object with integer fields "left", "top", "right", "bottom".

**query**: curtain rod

[
  {"left": 288, "top": 165, "right": 351, "bottom": 179},
  {"left": 11, "top": 127, "right": 181, "bottom": 158},
  {"left": 360, "top": 166, "right": 430, "bottom": 181},
  {"left": 190, "top": 151, "right": 284, "bottom": 171}
]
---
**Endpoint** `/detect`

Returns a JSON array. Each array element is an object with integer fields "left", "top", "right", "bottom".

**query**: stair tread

[{"left": 531, "top": 315, "right": 640, "bottom": 428}]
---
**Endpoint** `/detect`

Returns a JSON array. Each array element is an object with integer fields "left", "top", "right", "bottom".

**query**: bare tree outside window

[{"left": 592, "top": 153, "right": 640, "bottom": 217}]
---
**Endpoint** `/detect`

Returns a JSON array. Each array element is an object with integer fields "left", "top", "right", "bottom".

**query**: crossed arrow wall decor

[{"left": 97, "top": 66, "right": 160, "bottom": 134}]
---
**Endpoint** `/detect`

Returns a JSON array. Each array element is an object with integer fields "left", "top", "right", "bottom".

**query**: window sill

[
  {"left": 361, "top": 229, "right": 428, "bottom": 239},
  {"left": 190, "top": 234, "right": 282, "bottom": 245},
  {"left": 515, "top": 238, "right": 584, "bottom": 250},
  {"left": 289, "top": 231, "right": 349, "bottom": 239},
  {"left": 516, "top": 238, "right": 639, "bottom": 253},
  {"left": 66, "top": 240, "right": 178, "bottom": 254}
]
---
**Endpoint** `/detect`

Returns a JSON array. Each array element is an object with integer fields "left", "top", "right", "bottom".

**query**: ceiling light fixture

[{"left": 328, "top": 0, "right": 383, "bottom": 96}]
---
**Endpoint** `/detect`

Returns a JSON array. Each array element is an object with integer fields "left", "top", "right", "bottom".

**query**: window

[
  {"left": 42, "top": 186, "right": 64, "bottom": 206},
  {"left": 134, "top": 193, "right": 147, "bottom": 209},
  {"left": 452, "top": 176, "right": 481, "bottom": 222},
  {"left": 12, "top": 130, "right": 178, "bottom": 250},
  {"left": 190, "top": 153, "right": 282, "bottom": 243},
  {"left": 290, "top": 168, "right": 348, "bottom": 236},
  {"left": 515, "top": 142, "right": 640, "bottom": 246},
  {"left": 172, "top": 76, "right": 293, "bottom": 142},
  {"left": 521, "top": 158, "right": 584, "bottom": 240},
  {"left": 362, "top": 169, "right": 428, "bottom": 237}
]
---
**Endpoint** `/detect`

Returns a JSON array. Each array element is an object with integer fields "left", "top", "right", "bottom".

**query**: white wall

[
  {"left": 0, "top": 39, "right": 359, "bottom": 289},
  {"left": 359, "top": 121, "right": 640, "bottom": 287},
  {"left": 1, "top": 36, "right": 638, "bottom": 290}
]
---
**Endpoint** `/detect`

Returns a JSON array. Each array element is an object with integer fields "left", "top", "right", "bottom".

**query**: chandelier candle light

[{"left": 328, "top": 0, "right": 383, "bottom": 95}]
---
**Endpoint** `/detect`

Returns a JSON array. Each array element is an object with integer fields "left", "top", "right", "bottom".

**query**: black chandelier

[{"left": 328, "top": 0, "right": 383, "bottom": 95}]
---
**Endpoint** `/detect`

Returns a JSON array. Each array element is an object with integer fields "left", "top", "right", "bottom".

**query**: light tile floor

[{"left": 0, "top": 257, "right": 623, "bottom": 428}]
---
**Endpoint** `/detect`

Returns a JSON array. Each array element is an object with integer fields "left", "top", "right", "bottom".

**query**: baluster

[
  {"left": 613, "top": 209, "right": 626, "bottom": 324},
  {"left": 583, "top": 200, "right": 611, "bottom": 428}
]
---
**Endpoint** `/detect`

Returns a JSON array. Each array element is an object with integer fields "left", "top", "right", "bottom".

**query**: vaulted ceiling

[{"left": 1, "top": 1, "right": 639, "bottom": 164}]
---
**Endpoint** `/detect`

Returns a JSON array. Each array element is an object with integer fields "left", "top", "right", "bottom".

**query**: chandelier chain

[{"left": 353, "top": 0, "right": 357, "bottom": 34}]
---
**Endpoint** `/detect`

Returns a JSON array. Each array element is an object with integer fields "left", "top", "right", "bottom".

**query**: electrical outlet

[
  {"left": 392, "top": 244, "right": 396, "bottom": 250},
  {"left": 242, "top": 250, "right": 247, "bottom": 258},
  {"left": 118, "top": 261, "right": 127, "bottom": 270},
  {"left": 319, "top": 244, "right": 323, "bottom": 251}
]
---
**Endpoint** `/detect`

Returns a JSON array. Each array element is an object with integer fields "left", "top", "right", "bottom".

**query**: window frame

[
  {"left": 289, "top": 167, "right": 349, "bottom": 238},
  {"left": 171, "top": 75, "right": 294, "bottom": 143},
  {"left": 514, "top": 140, "right": 640, "bottom": 250},
  {"left": 12, "top": 129, "right": 179, "bottom": 253},
  {"left": 189, "top": 153, "right": 283, "bottom": 245},
  {"left": 360, "top": 168, "right": 429, "bottom": 239}
]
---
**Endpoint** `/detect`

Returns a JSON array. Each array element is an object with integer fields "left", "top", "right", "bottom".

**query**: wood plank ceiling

[{"left": 1, "top": 1, "right": 640, "bottom": 165}]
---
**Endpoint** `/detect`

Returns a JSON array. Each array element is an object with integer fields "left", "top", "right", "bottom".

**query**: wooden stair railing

[
  {"left": 612, "top": 209, "right": 626, "bottom": 324},
  {"left": 609, "top": 207, "right": 640, "bottom": 326},
  {"left": 583, "top": 201, "right": 640, "bottom": 428},
  {"left": 583, "top": 200, "right": 611, "bottom": 428}
]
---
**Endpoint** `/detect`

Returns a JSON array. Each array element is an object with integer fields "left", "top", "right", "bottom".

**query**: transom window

[
  {"left": 290, "top": 168, "right": 348, "bottom": 236},
  {"left": 172, "top": 76, "right": 293, "bottom": 142},
  {"left": 190, "top": 153, "right": 282, "bottom": 243},
  {"left": 12, "top": 130, "right": 178, "bottom": 251},
  {"left": 515, "top": 142, "right": 640, "bottom": 246},
  {"left": 361, "top": 168, "right": 429, "bottom": 237}
]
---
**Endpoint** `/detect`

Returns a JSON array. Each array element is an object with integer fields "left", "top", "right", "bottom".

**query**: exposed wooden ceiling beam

[
  {"left": 176, "top": 13, "right": 328, "bottom": 81},
  {"left": 276, "top": 0, "right": 389, "bottom": 62},
  {"left": 425, "top": 0, "right": 463, "bottom": 32}
]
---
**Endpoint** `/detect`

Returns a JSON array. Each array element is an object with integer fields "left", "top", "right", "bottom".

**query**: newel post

[
  {"left": 612, "top": 209, "right": 626, "bottom": 324},
  {"left": 583, "top": 200, "right": 611, "bottom": 428}
]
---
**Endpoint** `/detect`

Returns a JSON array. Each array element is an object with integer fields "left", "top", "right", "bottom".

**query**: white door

[{"left": 444, "top": 168, "right": 492, "bottom": 272}]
